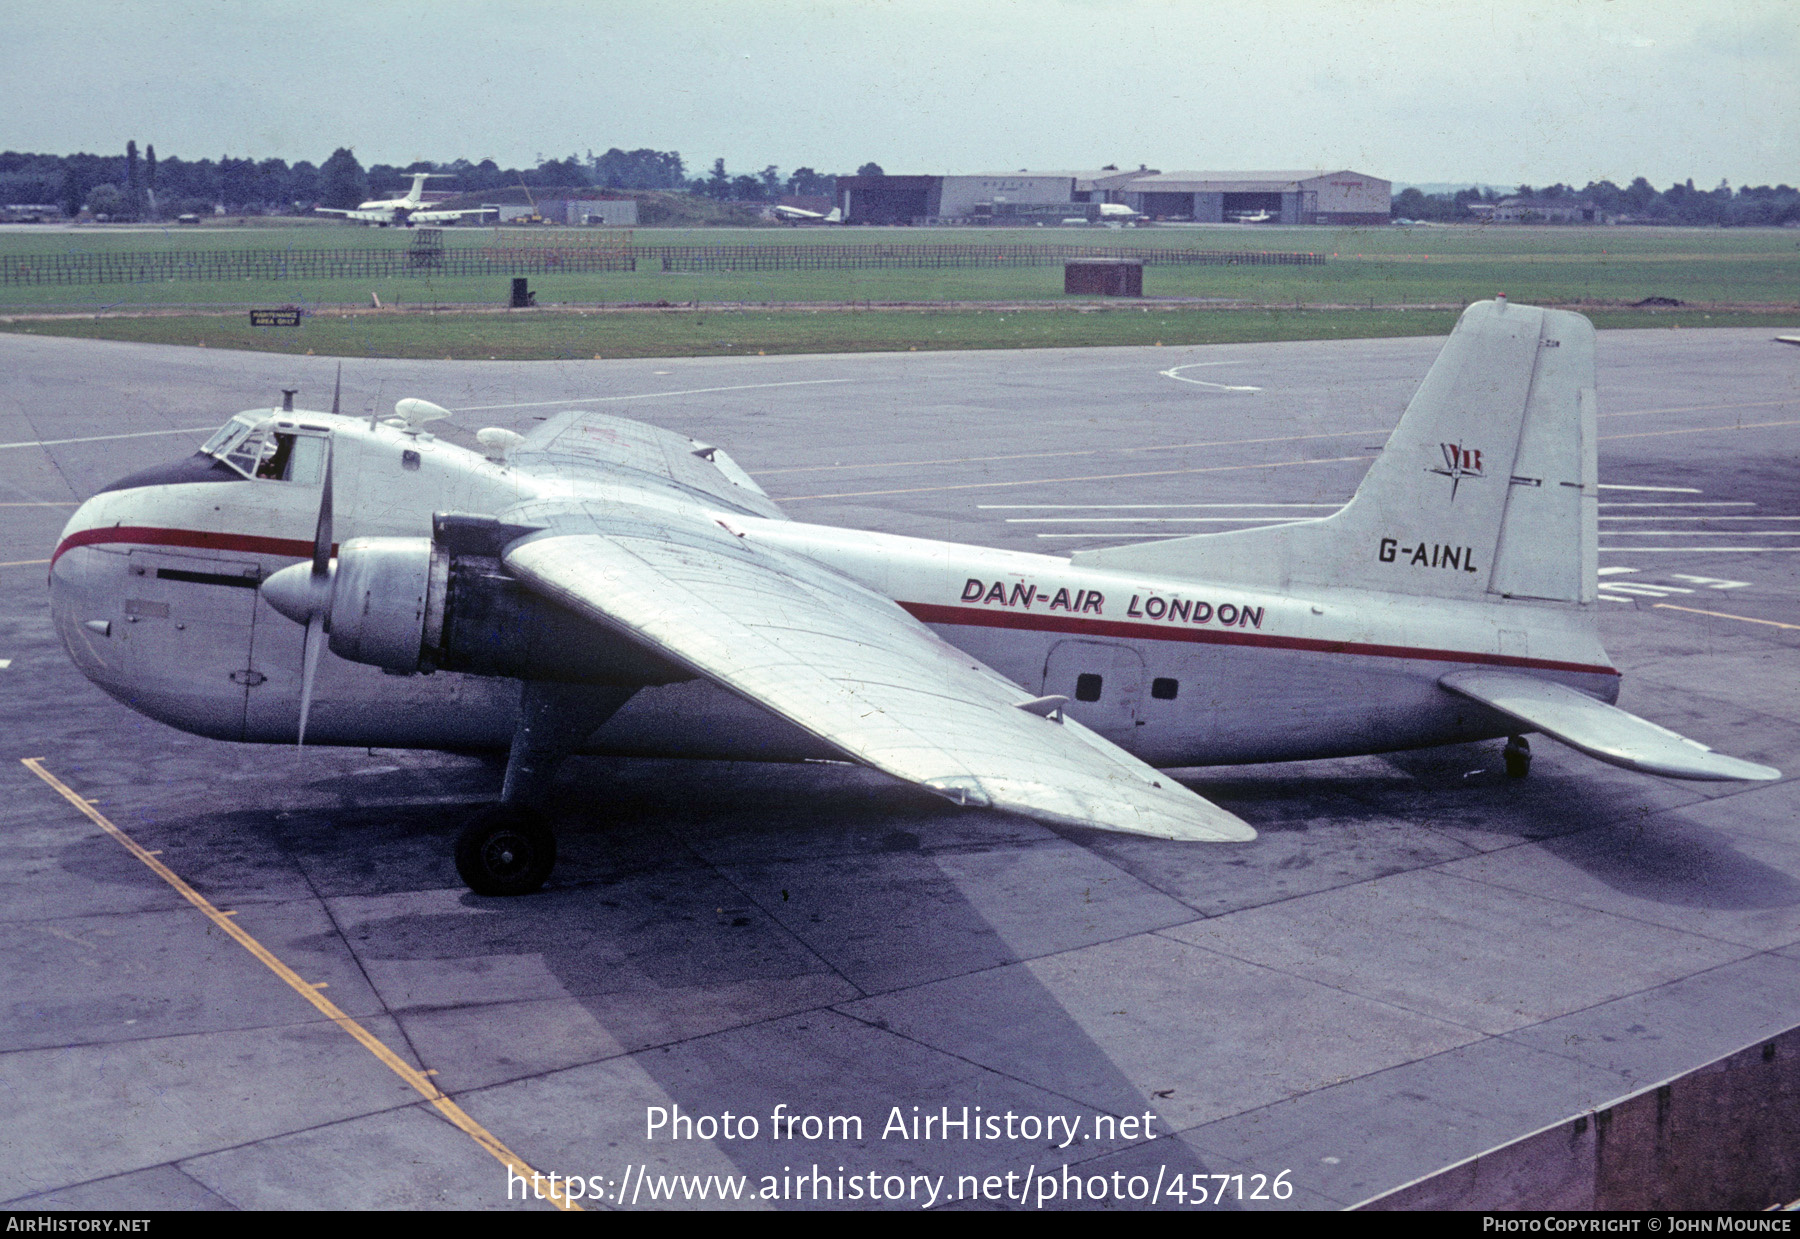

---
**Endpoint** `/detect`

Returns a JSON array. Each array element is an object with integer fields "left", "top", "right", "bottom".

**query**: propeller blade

[
  {"left": 330, "top": 362, "right": 342, "bottom": 415},
  {"left": 297, "top": 612, "right": 326, "bottom": 748},
  {"left": 311, "top": 436, "right": 334, "bottom": 578}
]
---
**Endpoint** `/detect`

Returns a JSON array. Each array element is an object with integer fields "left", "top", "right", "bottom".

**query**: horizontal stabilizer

[{"left": 1440, "top": 669, "right": 1780, "bottom": 782}]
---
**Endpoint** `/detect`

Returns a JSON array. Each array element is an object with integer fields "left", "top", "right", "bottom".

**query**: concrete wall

[{"left": 1357, "top": 1024, "right": 1800, "bottom": 1210}]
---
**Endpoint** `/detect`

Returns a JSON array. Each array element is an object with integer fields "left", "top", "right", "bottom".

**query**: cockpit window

[
  {"left": 200, "top": 416, "right": 255, "bottom": 459},
  {"left": 222, "top": 424, "right": 272, "bottom": 478},
  {"left": 205, "top": 416, "right": 325, "bottom": 483}
]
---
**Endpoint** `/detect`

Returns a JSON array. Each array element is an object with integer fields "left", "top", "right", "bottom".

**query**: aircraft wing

[
  {"left": 1439, "top": 669, "right": 1780, "bottom": 782},
  {"left": 512, "top": 410, "right": 787, "bottom": 521},
  {"left": 500, "top": 507, "right": 1256, "bottom": 842}
]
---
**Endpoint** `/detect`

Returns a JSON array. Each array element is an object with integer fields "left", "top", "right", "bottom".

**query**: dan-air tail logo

[{"left": 1429, "top": 442, "right": 1484, "bottom": 500}]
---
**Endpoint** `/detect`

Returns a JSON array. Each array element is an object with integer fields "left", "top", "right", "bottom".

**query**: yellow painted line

[
  {"left": 20, "top": 758, "right": 579, "bottom": 1212},
  {"left": 775, "top": 453, "right": 1377, "bottom": 502},
  {"left": 1652, "top": 604, "right": 1800, "bottom": 631},
  {"left": 0, "top": 558, "right": 51, "bottom": 567},
  {"left": 1601, "top": 418, "right": 1800, "bottom": 443}
]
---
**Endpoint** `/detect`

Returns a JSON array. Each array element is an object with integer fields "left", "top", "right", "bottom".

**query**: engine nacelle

[
  {"left": 325, "top": 531, "right": 686, "bottom": 686},
  {"left": 328, "top": 536, "right": 435, "bottom": 670}
]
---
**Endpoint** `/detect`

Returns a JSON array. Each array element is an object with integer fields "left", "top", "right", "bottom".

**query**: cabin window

[
  {"left": 1075, "top": 673, "right": 1103, "bottom": 702},
  {"left": 1152, "top": 677, "right": 1179, "bottom": 700}
]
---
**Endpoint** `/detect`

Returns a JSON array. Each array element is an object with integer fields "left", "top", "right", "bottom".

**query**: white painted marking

[
  {"left": 980, "top": 503, "right": 1339, "bottom": 510},
  {"left": 1596, "top": 566, "right": 1640, "bottom": 575},
  {"left": 0, "top": 426, "right": 216, "bottom": 451},
  {"left": 1669, "top": 574, "right": 1750, "bottom": 590},
  {"left": 1160, "top": 364, "right": 1263, "bottom": 393},
  {"left": 450, "top": 379, "right": 854, "bottom": 413},
  {"left": 0, "top": 660, "right": 10, "bottom": 669},
  {"left": 1596, "top": 484, "right": 1704, "bottom": 493},
  {"left": 1597, "top": 582, "right": 1697, "bottom": 597},
  {"left": 1599, "top": 516, "right": 1800, "bottom": 522},
  {"left": 1007, "top": 516, "right": 1323, "bottom": 524},
  {"left": 1035, "top": 533, "right": 1193, "bottom": 540},
  {"left": 1596, "top": 502, "right": 1754, "bottom": 508},
  {"left": 1599, "top": 547, "right": 1800, "bottom": 553},
  {"left": 1593, "top": 532, "right": 1800, "bottom": 537}
]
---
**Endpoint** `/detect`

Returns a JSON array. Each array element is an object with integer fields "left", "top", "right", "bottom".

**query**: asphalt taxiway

[{"left": 0, "top": 325, "right": 1796, "bottom": 1209}]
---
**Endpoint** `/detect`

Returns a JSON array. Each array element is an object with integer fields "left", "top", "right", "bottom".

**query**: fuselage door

[
  {"left": 1040, "top": 639, "right": 1145, "bottom": 739},
  {"left": 120, "top": 550, "right": 261, "bottom": 740}
]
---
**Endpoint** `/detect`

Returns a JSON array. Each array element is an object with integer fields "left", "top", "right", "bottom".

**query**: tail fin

[{"left": 1074, "top": 299, "right": 1598, "bottom": 605}]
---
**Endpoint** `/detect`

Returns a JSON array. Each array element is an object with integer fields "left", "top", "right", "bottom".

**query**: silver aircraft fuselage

[{"left": 50, "top": 408, "right": 1618, "bottom": 769}]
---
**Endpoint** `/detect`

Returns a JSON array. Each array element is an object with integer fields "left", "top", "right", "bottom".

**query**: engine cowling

[{"left": 320, "top": 526, "right": 686, "bottom": 686}]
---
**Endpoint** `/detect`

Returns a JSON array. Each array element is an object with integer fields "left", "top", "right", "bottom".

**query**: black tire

[
  {"left": 1503, "top": 735, "right": 1532, "bottom": 780},
  {"left": 455, "top": 804, "right": 556, "bottom": 896}
]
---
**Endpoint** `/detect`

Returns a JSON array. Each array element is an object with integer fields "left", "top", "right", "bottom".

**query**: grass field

[
  {"left": 4, "top": 305, "right": 1791, "bottom": 361},
  {"left": 2, "top": 223, "right": 1794, "bottom": 356}
]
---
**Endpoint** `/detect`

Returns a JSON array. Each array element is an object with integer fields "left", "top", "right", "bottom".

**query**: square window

[
  {"left": 1075, "top": 673, "right": 1103, "bottom": 702},
  {"left": 1152, "top": 677, "right": 1179, "bottom": 700}
]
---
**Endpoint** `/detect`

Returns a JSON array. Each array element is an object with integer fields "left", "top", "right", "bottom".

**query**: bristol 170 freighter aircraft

[{"left": 49, "top": 300, "right": 1778, "bottom": 895}]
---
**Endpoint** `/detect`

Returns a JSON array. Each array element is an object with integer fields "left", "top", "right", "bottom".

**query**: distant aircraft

[
  {"left": 315, "top": 173, "right": 495, "bottom": 227},
  {"left": 48, "top": 299, "right": 1778, "bottom": 896},
  {"left": 770, "top": 204, "right": 843, "bottom": 225},
  {"left": 1775, "top": 335, "right": 1800, "bottom": 347},
  {"left": 1230, "top": 209, "right": 1275, "bottom": 224},
  {"left": 1096, "top": 202, "right": 1142, "bottom": 222}
]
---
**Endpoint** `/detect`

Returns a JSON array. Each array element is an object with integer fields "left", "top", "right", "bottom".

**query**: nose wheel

[
  {"left": 1503, "top": 734, "right": 1532, "bottom": 779},
  {"left": 455, "top": 805, "right": 556, "bottom": 896}
]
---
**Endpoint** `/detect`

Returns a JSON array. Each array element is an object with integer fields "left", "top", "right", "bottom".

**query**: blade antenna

[{"left": 330, "top": 362, "right": 342, "bottom": 416}]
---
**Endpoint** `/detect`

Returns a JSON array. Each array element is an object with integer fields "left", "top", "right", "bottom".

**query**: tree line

[
  {"left": 1393, "top": 180, "right": 1800, "bottom": 227},
  {"left": 0, "top": 144, "right": 871, "bottom": 219}
]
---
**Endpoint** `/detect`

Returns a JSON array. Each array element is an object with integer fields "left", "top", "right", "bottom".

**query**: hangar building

[{"left": 835, "top": 168, "right": 1390, "bottom": 225}]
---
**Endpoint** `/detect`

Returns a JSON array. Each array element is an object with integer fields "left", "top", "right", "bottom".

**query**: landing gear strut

[
  {"left": 453, "top": 682, "right": 635, "bottom": 896},
  {"left": 1503, "top": 734, "right": 1532, "bottom": 779}
]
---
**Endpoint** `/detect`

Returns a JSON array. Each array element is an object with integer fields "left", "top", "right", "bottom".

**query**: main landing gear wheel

[
  {"left": 1504, "top": 734, "right": 1532, "bottom": 780},
  {"left": 455, "top": 805, "right": 556, "bottom": 896}
]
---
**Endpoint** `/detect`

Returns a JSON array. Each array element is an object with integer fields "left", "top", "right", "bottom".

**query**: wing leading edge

[
  {"left": 500, "top": 507, "right": 1254, "bottom": 843},
  {"left": 1440, "top": 669, "right": 1780, "bottom": 782}
]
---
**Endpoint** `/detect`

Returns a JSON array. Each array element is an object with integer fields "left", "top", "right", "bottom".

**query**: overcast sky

[{"left": 5, "top": 0, "right": 1794, "bottom": 188}]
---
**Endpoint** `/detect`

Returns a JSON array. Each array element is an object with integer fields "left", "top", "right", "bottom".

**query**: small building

[
  {"left": 1120, "top": 170, "right": 1390, "bottom": 225},
  {"left": 836, "top": 167, "right": 1388, "bottom": 225},
  {"left": 1492, "top": 198, "right": 1603, "bottom": 224},
  {"left": 536, "top": 198, "right": 639, "bottom": 226},
  {"left": 491, "top": 199, "right": 637, "bottom": 226}
]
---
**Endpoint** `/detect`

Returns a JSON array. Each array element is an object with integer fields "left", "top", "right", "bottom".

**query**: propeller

[
  {"left": 261, "top": 435, "right": 336, "bottom": 748},
  {"left": 330, "top": 361, "right": 341, "bottom": 416}
]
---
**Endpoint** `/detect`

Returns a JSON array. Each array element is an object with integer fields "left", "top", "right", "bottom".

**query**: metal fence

[{"left": 1, "top": 243, "right": 1323, "bottom": 286}]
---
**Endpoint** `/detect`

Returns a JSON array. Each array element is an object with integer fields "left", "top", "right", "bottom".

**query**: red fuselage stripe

[
  {"left": 52, "top": 526, "right": 320, "bottom": 564},
  {"left": 54, "top": 526, "right": 1619, "bottom": 678},
  {"left": 898, "top": 600, "right": 1620, "bottom": 677}
]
